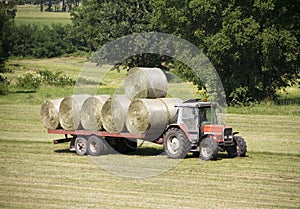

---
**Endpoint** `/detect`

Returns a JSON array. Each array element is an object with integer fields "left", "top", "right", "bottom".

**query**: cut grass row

[
  {"left": 0, "top": 104, "right": 299, "bottom": 208},
  {"left": 15, "top": 5, "right": 71, "bottom": 25}
]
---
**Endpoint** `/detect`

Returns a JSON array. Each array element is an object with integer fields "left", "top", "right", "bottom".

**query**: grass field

[
  {"left": 0, "top": 56, "right": 300, "bottom": 208},
  {"left": 15, "top": 5, "right": 71, "bottom": 25}
]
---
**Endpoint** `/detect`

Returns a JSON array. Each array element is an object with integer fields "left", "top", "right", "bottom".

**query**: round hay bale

[
  {"left": 81, "top": 95, "right": 110, "bottom": 131},
  {"left": 40, "top": 98, "right": 63, "bottom": 129},
  {"left": 59, "top": 94, "right": 90, "bottom": 130},
  {"left": 159, "top": 98, "right": 183, "bottom": 123},
  {"left": 124, "top": 67, "right": 168, "bottom": 100},
  {"left": 100, "top": 95, "right": 130, "bottom": 133},
  {"left": 126, "top": 99, "right": 169, "bottom": 140}
]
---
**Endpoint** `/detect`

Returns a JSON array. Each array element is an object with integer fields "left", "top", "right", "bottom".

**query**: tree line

[{"left": 1, "top": 0, "right": 299, "bottom": 104}]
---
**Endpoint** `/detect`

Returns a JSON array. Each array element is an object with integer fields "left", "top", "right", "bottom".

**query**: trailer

[{"left": 49, "top": 129, "right": 163, "bottom": 156}]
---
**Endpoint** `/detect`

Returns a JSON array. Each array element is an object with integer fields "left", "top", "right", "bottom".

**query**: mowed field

[
  {"left": 15, "top": 5, "right": 71, "bottom": 25},
  {"left": 0, "top": 57, "right": 300, "bottom": 208}
]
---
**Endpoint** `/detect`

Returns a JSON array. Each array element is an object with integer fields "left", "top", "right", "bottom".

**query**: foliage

[
  {"left": 16, "top": 70, "right": 75, "bottom": 90},
  {"left": 36, "top": 69, "right": 76, "bottom": 86},
  {"left": 0, "top": 1, "right": 16, "bottom": 95},
  {"left": 8, "top": 23, "right": 78, "bottom": 58},
  {"left": 71, "top": 0, "right": 153, "bottom": 51},
  {"left": 150, "top": 0, "right": 300, "bottom": 105},
  {"left": 16, "top": 71, "right": 42, "bottom": 90}
]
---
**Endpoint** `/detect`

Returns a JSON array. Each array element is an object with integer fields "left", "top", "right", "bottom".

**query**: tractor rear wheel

[
  {"left": 199, "top": 138, "right": 218, "bottom": 160},
  {"left": 74, "top": 137, "right": 88, "bottom": 156},
  {"left": 164, "top": 128, "right": 191, "bottom": 159}
]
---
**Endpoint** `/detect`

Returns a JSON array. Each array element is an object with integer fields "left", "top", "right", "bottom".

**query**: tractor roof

[{"left": 175, "top": 98, "right": 219, "bottom": 108}]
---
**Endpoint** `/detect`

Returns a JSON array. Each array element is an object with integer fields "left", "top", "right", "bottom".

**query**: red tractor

[{"left": 163, "top": 99, "right": 247, "bottom": 160}]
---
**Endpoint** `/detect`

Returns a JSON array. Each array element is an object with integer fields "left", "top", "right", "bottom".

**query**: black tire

[
  {"left": 87, "top": 135, "right": 108, "bottom": 156},
  {"left": 199, "top": 138, "right": 218, "bottom": 160},
  {"left": 226, "top": 145, "right": 237, "bottom": 158},
  {"left": 74, "top": 137, "right": 88, "bottom": 156},
  {"left": 235, "top": 136, "right": 247, "bottom": 157},
  {"left": 114, "top": 138, "right": 137, "bottom": 154},
  {"left": 163, "top": 128, "right": 191, "bottom": 159}
]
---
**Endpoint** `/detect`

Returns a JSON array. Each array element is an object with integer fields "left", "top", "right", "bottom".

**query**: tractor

[{"left": 163, "top": 99, "right": 247, "bottom": 160}]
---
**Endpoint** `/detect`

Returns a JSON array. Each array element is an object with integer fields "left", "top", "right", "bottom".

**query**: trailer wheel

[
  {"left": 75, "top": 137, "right": 88, "bottom": 156},
  {"left": 235, "top": 136, "right": 247, "bottom": 157},
  {"left": 164, "top": 128, "right": 191, "bottom": 159},
  {"left": 87, "top": 135, "right": 107, "bottom": 156},
  {"left": 199, "top": 138, "right": 218, "bottom": 160}
]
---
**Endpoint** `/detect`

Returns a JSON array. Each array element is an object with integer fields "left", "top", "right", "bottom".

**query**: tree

[
  {"left": 150, "top": 0, "right": 300, "bottom": 105},
  {"left": 0, "top": 1, "right": 16, "bottom": 95},
  {"left": 71, "top": 0, "right": 153, "bottom": 52}
]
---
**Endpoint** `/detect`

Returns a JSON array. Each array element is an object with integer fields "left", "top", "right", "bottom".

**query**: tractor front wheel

[
  {"left": 199, "top": 138, "right": 218, "bottom": 160},
  {"left": 235, "top": 136, "right": 247, "bottom": 157},
  {"left": 164, "top": 128, "right": 191, "bottom": 159}
]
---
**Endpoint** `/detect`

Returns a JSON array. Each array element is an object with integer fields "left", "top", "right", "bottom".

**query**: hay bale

[
  {"left": 40, "top": 98, "right": 63, "bottom": 130},
  {"left": 126, "top": 98, "right": 169, "bottom": 140},
  {"left": 159, "top": 98, "right": 183, "bottom": 123},
  {"left": 59, "top": 94, "right": 90, "bottom": 130},
  {"left": 126, "top": 98, "right": 183, "bottom": 140},
  {"left": 100, "top": 95, "right": 130, "bottom": 133},
  {"left": 124, "top": 67, "right": 168, "bottom": 100},
  {"left": 81, "top": 95, "right": 110, "bottom": 131}
]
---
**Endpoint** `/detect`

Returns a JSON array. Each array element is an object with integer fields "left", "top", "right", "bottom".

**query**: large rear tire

[
  {"left": 199, "top": 138, "right": 218, "bottom": 160},
  {"left": 87, "top": 135, "right": 108, "bottom": 156},
  {"left": 163, "top": 128, "right": 191, "bottom": 159},
  {"left": 74, "top": 137, "right": 88, "bottom": 156}
]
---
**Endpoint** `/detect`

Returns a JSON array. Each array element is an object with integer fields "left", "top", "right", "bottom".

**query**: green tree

[
  {"left": 71, "top": 0, "right": 153, "bottom": 52},
  {"left": 0, "top": 1, "right": 16, "bottom": 95},
  {"left": 151, "top": 0, "right": 300, "bottom": 105}
]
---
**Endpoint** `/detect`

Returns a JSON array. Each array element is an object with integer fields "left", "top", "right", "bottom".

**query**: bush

[
  {"left": 37, "top": 70, "right": 75, "bottom": 86},
  {"left": 0, "top": 75, "right": 9, "bottom": 95},
  {"left": 16, "top": 71, "right": 42, "bottom": 90}
]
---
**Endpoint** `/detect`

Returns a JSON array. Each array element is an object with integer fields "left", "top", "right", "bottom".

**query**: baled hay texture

[
  {"left": 159, "top": 98, "right": 183, "bottom": 123},
  {"left": 40, "top": 98, "right": 63, "bottom": 130},
  {"left": 59, "top": 94, "right": 90, "bottom": 130},
  {"left": 124, "top": 67, "right": 168, "bottom": 100},
  {"left": 81, "top": 95, "right": 110, "bottom": 131},
  {"left": 100, "top": 95, "right": 130, "bottom": 133},
  {"left": 126, "top": 98, "right": 169, "bottom": 140}
]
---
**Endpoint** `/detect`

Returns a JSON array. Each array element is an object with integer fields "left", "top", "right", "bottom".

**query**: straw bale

[{"left": 81, "top": 95, "right": 110, "bottom": 131}]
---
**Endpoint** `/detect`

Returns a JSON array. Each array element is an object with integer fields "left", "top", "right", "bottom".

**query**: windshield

[{"left": 199, "top": 105, "right": 219, "bottom": 125}]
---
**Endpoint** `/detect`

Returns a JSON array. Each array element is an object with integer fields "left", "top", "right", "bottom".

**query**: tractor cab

[
  {"left": 175, "top": 99, "right": 222, "bottom": 143},
  {"left": 163, "top": 99, "right": 247, "bottom": 160}
]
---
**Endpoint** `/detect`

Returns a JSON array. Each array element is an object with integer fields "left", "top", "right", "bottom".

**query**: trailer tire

[
  {"left": 199, "top": 138, "right": 218, "bottom": 160},
  {"left": 164, "top": 128, "right": 191, "bottom": 159},
  {"left": 74, "top": 137, "right": 88, "bottom": 156},
  {"left": 235, "top": 136, "right": 247, "bottom": 157},
  {"left": 87, "top": 135, "right": 108, "bottom": 156}
]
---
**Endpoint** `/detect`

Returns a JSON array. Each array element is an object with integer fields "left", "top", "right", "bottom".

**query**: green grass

[
  {"left": 15, "top": 5, "right": 72, "bottom": 25},
  {"left": 0, "top": 104, "right": 299, "bottom": 208},
  {"left": 0, "top": 57, "right": 299, "bottom": 208}
]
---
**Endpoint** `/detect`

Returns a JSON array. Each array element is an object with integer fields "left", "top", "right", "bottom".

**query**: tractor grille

[{"left": 223, "top": 128, "right": 233, "bottom": 142}]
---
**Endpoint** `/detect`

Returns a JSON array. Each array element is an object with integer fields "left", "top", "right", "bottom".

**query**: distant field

[{"left": 15, "top": 5, "right": 71, "bottom": 25}]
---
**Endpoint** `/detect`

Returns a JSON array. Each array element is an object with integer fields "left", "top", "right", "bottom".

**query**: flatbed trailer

[{"left": 48, "top": 129, "right": 163, "bottom": 156}]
